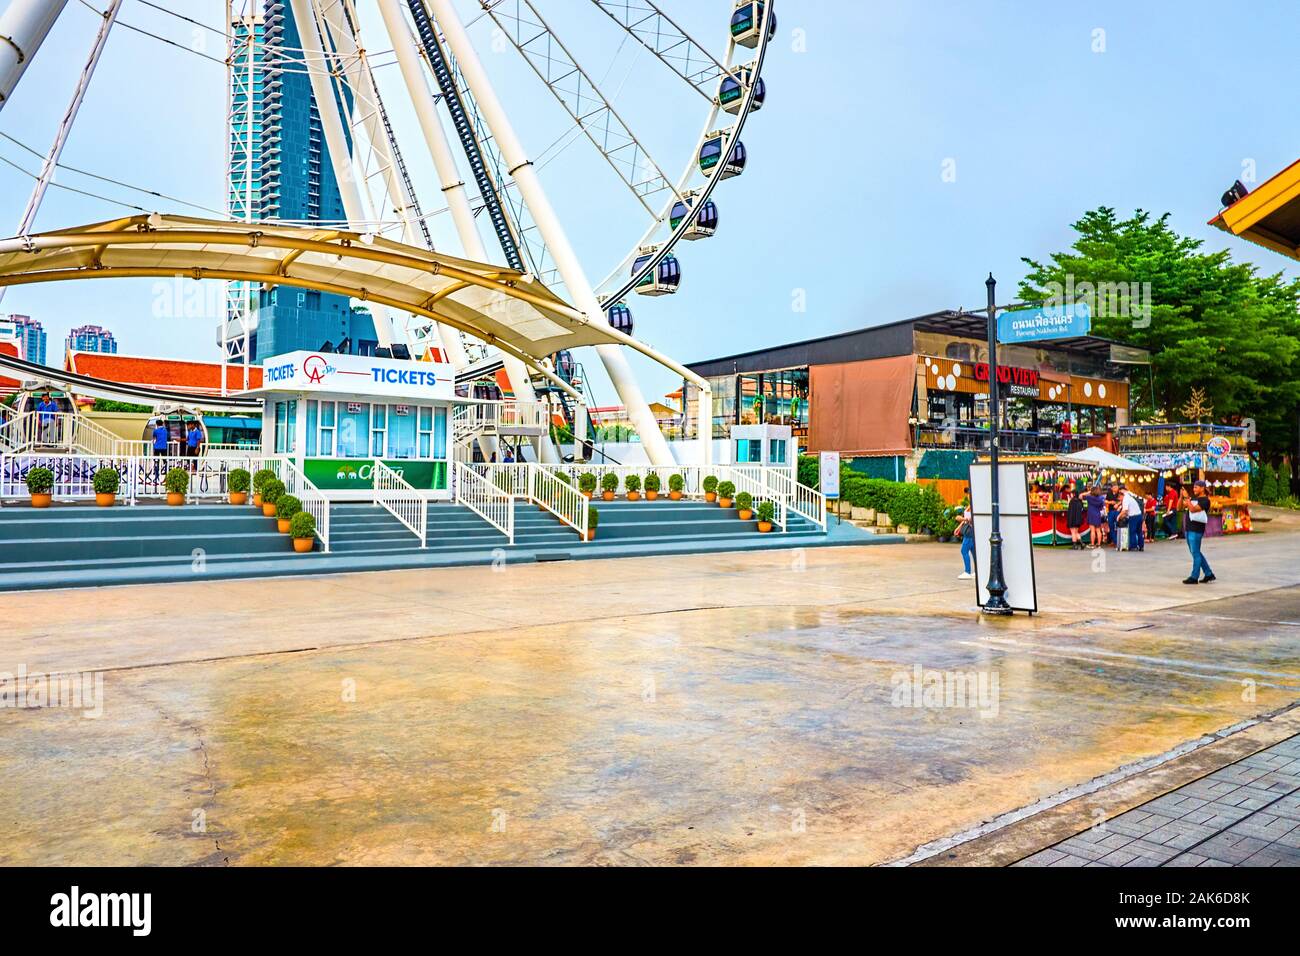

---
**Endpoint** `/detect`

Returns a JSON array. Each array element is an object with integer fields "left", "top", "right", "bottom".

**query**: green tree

[{"left": 1019, "top": 208, "right": 1300, "bottom": 457}]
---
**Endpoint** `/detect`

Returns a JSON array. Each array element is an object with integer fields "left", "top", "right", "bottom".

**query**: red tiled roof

[
  {"left": 66, "top": 351, "right": 264, "bottom": 394},
  {"left": 0, "top": 342, "right": 20, "bottom": 391}
]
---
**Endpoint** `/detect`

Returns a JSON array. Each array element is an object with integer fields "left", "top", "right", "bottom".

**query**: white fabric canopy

[{"left": 1059, "top": 446, "right": 1155, "bottom": 473}]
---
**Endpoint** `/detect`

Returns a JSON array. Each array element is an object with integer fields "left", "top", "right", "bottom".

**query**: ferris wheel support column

[
  {"left": 375, "top": 0, "right": 559, "bottom": 463},
  {"left": 287, "top": 0, "right": 399, "bottom": 351},
  {"left": 0, "top": 0, "right": 119, "bottom": 312},
  {"left": 426, "top": 0, "right": 674, "bottom": 468},
  {"left": 0, "top": 0, "right": 69, "bottom": 110}
]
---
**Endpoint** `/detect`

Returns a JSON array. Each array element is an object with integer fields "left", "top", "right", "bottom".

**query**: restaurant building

[{"left": 685, "top": 310, "right": 1148, "bottom": 479}]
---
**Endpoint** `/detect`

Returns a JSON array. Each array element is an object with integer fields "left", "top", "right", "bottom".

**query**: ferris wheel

[{"left": 0, "top": 0, "right": 774, "bottom": 466}]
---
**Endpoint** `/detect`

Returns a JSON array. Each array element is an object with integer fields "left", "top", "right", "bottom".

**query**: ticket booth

[
  {"left": 244, "top": 351, "right": 456, "bottom": 500},
  {"left": 729, "top": 423, "right": 792, "bottom": 467}
]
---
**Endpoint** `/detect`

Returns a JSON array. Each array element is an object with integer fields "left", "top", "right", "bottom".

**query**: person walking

[
  {"left": 1066, "top": 488, "right": 1086, "bottom": 550},
  {"left": 955, "top": 489, "right": 976, "bottom": 580},
  {"left": 1182, "top": 480, "right": 1216, "bottom": 584},
  {"left": 1084, "top": 485, "right": 1107, "bottom": 549}
]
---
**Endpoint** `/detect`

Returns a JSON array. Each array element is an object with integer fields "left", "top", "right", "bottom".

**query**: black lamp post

[{"left": 983, "top": 273, "right": 1012, "bottom": 615}]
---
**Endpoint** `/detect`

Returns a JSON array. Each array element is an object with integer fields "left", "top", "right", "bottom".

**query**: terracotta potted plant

[
  {"left": 578, "top": 472, "right": 597, "bottom": 499},
  {"left": 668, "top": 473, "right": 685, "bottom": 500},
  {"left": 228, "top": 467, "right": 250, "bottom": 506},
  {"left": 252, "top": 468, "right": 275, "bottom": 507},
  {"left": 275, "top": 494, "right": 301, "bottom": 533},
  {"left": 24, "top": 466, "right": 54, "bottom": 509},
  {"left": 756, "top": 499, "right": 775, "bottom": 533},
  {"left": 625, "top": 473, "right": 641, "bottom": 501},
  {"left": 261, "top": 477, "right": 285, "bottom": 517},
  {"left": 289, "top": 510, "right": 316, "bottom": 552},
  {"left": 736, "top": 491, "right": 754, "bottom": 521},
  {"left": 164, "top": 466, "right": 189, "bottom": 506},
  {"left": 716, "top": 480, "right": 735, "bottom": 509},
  {"left": 600, "top": 472, "right": 618, "bottom": 501},
  {"left": 586, "top": 504, "right": 598, "bottom": 541},
  {"left": 702, "top": 475, "right": 718, "bottom": 503},
  {"left": 92, "top": 467, "right": 120, "bottom": 507},
  {"left": 644, "top": 473, "right": 661, "bottom": 501}
]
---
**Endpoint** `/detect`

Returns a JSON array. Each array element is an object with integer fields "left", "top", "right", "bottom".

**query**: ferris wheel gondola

[
  {"left": 669, "top": 191, "right": 719, "bottom": 240},
  {"left": 631, "top": 247, "right": 681, "bottom": 297},
  {"left": 731, "top": 1, "right": 777, "bottom": 49},
  {"left": 718, "top": 67, "right": 765, "bottom": 115},
  {"left": 699, "top": 134, "right": 747, "bottom": 180}
]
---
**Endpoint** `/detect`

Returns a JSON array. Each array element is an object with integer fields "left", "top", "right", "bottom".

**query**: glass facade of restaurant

[{"left": 705, "top": 367, "right": 810, "bottom": 439}]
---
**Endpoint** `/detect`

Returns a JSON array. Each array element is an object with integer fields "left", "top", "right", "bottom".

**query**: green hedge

[{"left": 839, "top": 476, "right": 946, "bottom": 532}]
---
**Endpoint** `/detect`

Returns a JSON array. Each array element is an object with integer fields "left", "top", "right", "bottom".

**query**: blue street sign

[{"left": 997, "top": 302, "right": 1091, "bottom": 344}]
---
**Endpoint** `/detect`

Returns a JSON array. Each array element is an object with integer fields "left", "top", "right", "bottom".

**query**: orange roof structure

[{"left": 65, "top": 351, "right": 263, "bottom": 396}]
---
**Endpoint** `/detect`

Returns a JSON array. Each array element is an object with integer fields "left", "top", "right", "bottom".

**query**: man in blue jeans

[
  {"left": 1182, "top": 480, "right": 1216, "bottom": 585},
  {"left": 956, "top": 487, "right": 976, "bottom": 580}
]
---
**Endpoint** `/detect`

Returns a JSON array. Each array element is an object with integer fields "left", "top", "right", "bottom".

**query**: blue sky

[{"left": 0, "top": 0, "right": 1296, "bottom": 404}]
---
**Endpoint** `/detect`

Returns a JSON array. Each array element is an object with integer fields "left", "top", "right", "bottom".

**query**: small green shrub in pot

[
  {"left": 644, "top": 473, "right": 661, "bottom": 493},
  {"left": 757, "top": 499, "right": 776, "bottom": 529},
  {"left": 735, "top": 491, "right": 753, "bottom": 515},
  {"left": 261, "top": 478, "right": 285, "bottom": 505},
  {"left": 289, "top": 510, "right": 316, "bottom": 551},
  {"left": 228, "top": 468, "right": 251, "bottom": 493},
  {"left": 668, "top": 473, "right": 685, "bottom": 498},
  {"left": 600, "top": 472, "right": 619, "bottom": 496},
  {"left": 624, "top": 473, "right": 641, "bottom": 494},
  {"left": 702, "top": 475, "right": 718, "bottom": 497},
  {"left": 276, "top": 494, "right": 302, "bottom": 521},
  {"left": 164, "top": 467, "right": 190, "bottom": 495},
  {"left": 586, "top": 504, "right": 599, "bottom": 540},
  {"left": 24, "top": 466, "right": 54, "bottom": 495},
  {"left": 92, "top": 467, "right": 120, "bottom": 495},
  {"left": 716, "top": 480, "right": 736, "bottom": 504},
  {"left": 556, "top": 471, "right": 572, "bottom": 485},
  {"left": 252, "top": 468, "right": 276, "bottom": 494},
  {"left": 578, "top": 472, "right": 598, "bottom": 496}
]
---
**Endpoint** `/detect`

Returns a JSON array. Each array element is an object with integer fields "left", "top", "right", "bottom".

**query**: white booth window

[
  {"left": 769, "top": 439, "right": 788, "bottom": 464},
  {"left": 297, "top": 400, "right": 447, "bottom": 461}
]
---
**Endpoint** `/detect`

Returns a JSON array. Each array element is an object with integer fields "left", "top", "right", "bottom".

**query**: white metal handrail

[
  {"left": 762, "top": 466, "right": 825, "bottom": 530},
  {"left": 471, "top": 462, "right": 530, "bottom": 497},
  {"left": 373, "top": 459, "right": 425, "bottom": 548},
  {"left": 453, "top": 460, "right": 514, "bottom": 543},
  {"left": 527, "top": 462, "right": 589, "bottom": 539},
  {"left": 1, "top": 453, "right": 256, "bottom": 504},
  {"left": 264, "top": 456, "right": 331, "bottom": 552},
  {"left": 724, "top": 465, "right": 786, "bottom": 531}
]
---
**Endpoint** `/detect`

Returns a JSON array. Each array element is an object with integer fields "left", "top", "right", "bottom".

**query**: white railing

[
  {"left": 724, "top": 465, "right": 787, "bottom": 531},
  {"left": 765, "top": 466, "right": 826, "bottom": 529},
  {"left": 0, "top": 411, "right": 158, "bottom": 458},
  {"left": 263, "top": 456, "right": 331, "bottom": 552},
  {"left": 453, "top": 460, "right": 514, "bottom": 544},
  {"left": 527, "top": 462, "right": 589, "bottom": 539},
  {"left": 460, "top": 400, "right": 551, "bottom": 434},
  {"left": 472, "top": 462, "right": 531, "bottom": 497},
  {"left": 1, "top": 453, "right": 256, "bottom": 503},
  {"left": 373, "top": 459, "right": 426, "bottom": 547}
]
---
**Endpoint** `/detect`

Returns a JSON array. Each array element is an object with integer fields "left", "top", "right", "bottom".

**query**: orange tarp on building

[{"left": 808, "top": 354, "right": 916, "bottom": 456}]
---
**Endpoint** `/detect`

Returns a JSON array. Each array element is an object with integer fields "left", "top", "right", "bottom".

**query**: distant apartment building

[
  {"left": 226, "top": 2, "right": 377, "bottom": 362},
  {"left": 2, "top": 314, "right": 47, "bottom": 365},
  {"left": 66, "top": 324, "right": 118, "bottom": 355}
]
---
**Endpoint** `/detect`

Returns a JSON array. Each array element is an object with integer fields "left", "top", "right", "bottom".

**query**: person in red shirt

[{"left": 1162, "top": 483, "right": 1181, "bottom": 539}]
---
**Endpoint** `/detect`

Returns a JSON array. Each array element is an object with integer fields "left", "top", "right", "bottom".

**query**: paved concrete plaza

[{"left": 1, "top": 509, "right": 1298, "bottom": 865}]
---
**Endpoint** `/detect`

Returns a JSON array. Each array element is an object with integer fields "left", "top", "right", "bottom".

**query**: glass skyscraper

[
  {"left": 228, "top": 2, "right": 377, "bottom": 362},
  {"left": 66, "top": 324, "right": 118, "bottom": 354},
  {"left": 4, "top": 314, "right": 47, "bottom": 365}
]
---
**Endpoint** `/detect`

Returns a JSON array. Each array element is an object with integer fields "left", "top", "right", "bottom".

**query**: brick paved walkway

[{"left": 1015, "top": 734, "right": 1300, "bottom": 867}]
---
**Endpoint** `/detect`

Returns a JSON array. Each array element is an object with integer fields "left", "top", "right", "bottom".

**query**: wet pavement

[{"left": 1, "top": 510, "right": 1298, "bottom": 865}]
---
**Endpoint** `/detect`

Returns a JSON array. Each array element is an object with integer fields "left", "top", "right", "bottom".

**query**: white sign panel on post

[
  {"left": 819, "top": 452, "right": 840, "bottom": 499},
  {"left": 967, "top": 462, "right": 1037, "bottom": 614}
]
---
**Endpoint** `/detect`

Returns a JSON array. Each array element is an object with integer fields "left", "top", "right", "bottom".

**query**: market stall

[{"left": 1126, "top": 446, "right": 1253, "bottom": 536}]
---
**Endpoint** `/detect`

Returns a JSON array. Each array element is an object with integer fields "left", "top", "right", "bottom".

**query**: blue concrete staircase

[{"left": 0, "top": 497, "right": 890, "bottom": 592}]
